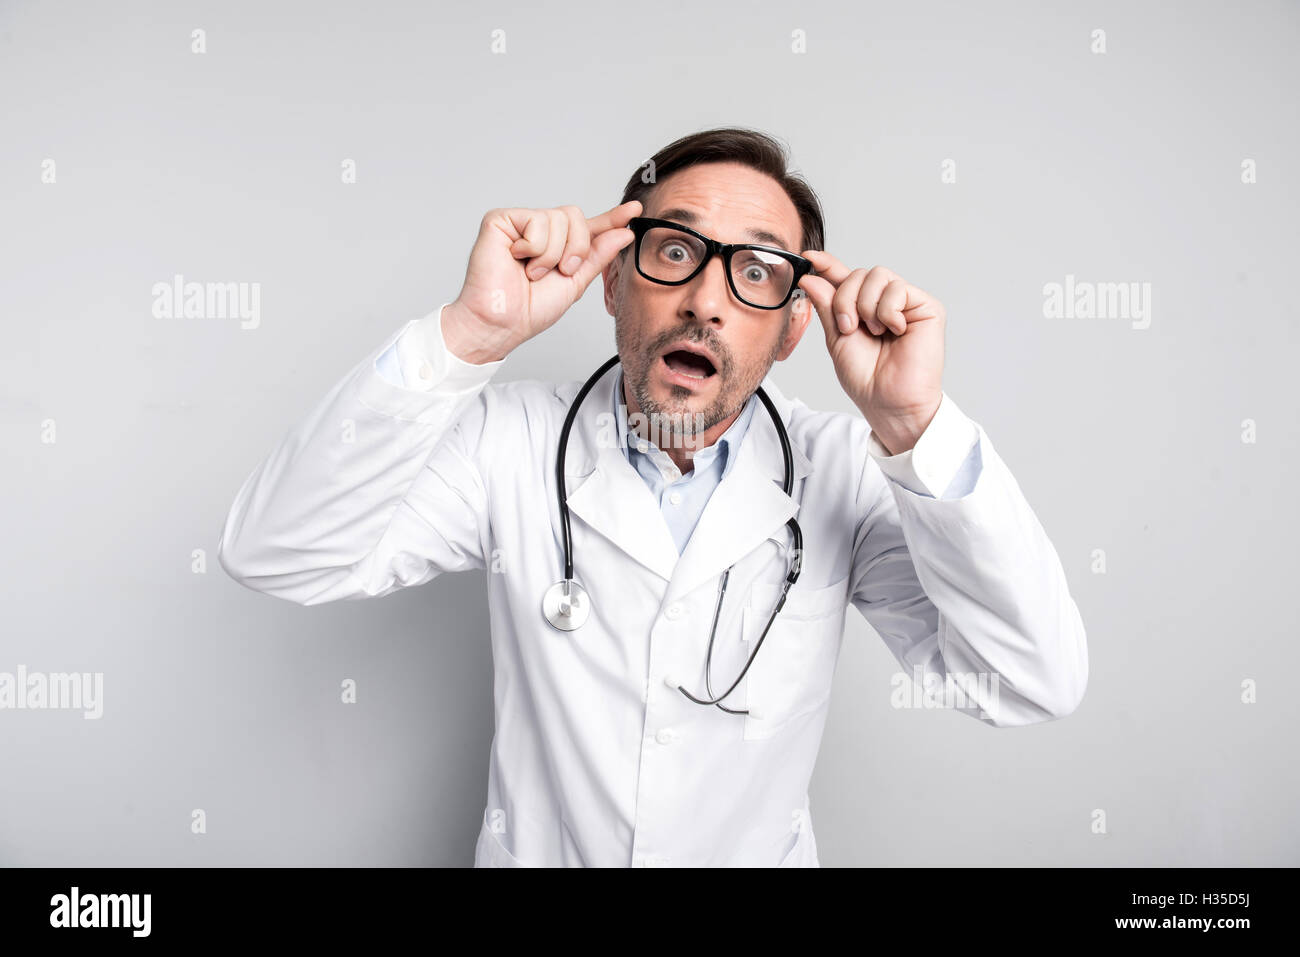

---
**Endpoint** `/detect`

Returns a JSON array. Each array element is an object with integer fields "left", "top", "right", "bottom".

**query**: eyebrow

[{"left": 655, "top": 207, "right": 793, "bottom": 252}]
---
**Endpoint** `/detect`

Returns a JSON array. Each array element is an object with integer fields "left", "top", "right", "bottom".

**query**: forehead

[{"left": 644, "top": 162, "right": 801, "bottom": 251}]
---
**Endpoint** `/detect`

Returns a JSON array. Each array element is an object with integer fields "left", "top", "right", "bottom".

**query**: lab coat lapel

[
  {"left": 663, "top": 374, "right": 814, "bottom": 606},
  {"left": 562, "top": 366, "right": 680, "bottom": 582}
]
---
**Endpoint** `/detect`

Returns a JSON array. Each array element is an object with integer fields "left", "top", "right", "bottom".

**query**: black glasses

[{"left": 627, "top": 216, "right": 812, "bottom": 310}]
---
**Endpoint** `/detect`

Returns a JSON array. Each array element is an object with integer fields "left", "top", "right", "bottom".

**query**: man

[{"left": 218, "top": 127, "right": 1088, "bottom": 867}]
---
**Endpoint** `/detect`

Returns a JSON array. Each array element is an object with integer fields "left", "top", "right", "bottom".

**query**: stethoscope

[{"left": 542, "top": 355, "right": 803, "bottom": 713}]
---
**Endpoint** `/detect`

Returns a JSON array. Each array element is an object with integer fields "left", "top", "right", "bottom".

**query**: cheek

[{"left": 730, "top": 335, "right": 768, "bottom": 373}]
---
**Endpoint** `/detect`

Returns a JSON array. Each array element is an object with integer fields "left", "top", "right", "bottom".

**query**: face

[{"left": 601, "top": 161, "right": 815, "bottom": 439}]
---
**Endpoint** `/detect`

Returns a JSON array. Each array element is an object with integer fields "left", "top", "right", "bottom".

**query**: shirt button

[
  {"left": 636, "top": 440, "right": 650, "bottom": 453},
  {"left": 668, "top": 491, "right": 683, "bottom": 506},
  {"left": 655, "top": 728, "right": 676, "bottom": 745},
  {"left": 665, "top": 603, "right": 681, "bottom": 620}
]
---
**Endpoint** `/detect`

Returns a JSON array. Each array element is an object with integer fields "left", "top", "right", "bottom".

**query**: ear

[
  {"left": 774, "top": 289, "right": 814, "bottom": 361},
  {"left": 602, "top": 250, "right": 626, "bottom": 318}
]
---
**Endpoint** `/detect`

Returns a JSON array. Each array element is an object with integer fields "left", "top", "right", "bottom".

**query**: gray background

[{"left": 2, "top": 0, "right": 1296, "bottom": 866}]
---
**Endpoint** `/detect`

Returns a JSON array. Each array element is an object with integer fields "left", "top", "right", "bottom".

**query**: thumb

[
  {"left": 798, "top": 274, "right": 840, "bottom": 339},
  {"left": 572, "top": 226, "right": 634, "bottom": 295}
]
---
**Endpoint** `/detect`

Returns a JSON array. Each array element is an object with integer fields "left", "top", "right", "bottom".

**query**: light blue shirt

[{"left": 612, "top": 367, "right": 759, "bottom": 555}]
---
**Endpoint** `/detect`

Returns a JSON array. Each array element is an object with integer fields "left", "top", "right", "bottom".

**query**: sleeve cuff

[
  {"left": 866, "top": 392, "right": 980, "bottom": 498},
  {"left": 390, "top": 301, "right": 506, "bottom": 393}
]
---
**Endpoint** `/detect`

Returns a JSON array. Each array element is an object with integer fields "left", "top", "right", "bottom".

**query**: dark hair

[{"left": 618, "top": 127, "right": 825, "bottom": 255}]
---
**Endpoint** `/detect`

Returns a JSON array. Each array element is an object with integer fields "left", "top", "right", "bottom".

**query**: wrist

[
  {"left": 862, "top": 397, "right": 942, "bottom": 455},
  {"left": 441, "top": 300, "right": 513, "bottom": 365}
]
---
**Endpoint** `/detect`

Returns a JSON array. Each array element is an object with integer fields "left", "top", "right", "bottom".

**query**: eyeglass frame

[{"left": 626, "top": 216, "right": 814, "bottom": 311}]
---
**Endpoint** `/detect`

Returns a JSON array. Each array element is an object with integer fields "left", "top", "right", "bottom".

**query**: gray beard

[{"left": 628, "top": 375, "right": 733, "bottom": 437}]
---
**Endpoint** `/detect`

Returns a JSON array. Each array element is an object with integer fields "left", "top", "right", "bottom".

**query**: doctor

[{"left": 218, "top": 128, "right": 1088, "bottom": 868}]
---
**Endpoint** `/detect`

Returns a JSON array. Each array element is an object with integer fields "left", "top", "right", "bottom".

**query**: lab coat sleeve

[
  {"left": 217, "top": 303, "right": 506, "bottom": 605},
  {"left": 866, "top": 393, "right": 981, "bottom": 499},
  {"left": 847, "top": 395, "right": 1089, "bottom": 726}
]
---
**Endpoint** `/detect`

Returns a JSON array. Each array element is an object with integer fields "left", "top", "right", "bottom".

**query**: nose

[{"left": 679, "top": 253, "right": 734, "bottom": 325}]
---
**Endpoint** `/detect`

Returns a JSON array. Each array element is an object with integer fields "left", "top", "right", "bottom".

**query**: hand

[
  {"left": 443, "top": 201, "right": 643, "bottom": 363},
  {"left": 797, "top": 255, "right": 945, "bottom": 454}
]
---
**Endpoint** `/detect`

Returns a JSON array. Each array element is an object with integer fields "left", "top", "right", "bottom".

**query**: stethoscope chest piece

[{"left": 543, "top": 578, "right": 590, "bottom": 631}]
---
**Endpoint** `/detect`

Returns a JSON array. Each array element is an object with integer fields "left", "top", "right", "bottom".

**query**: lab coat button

[
  {"left": 418, "top": 362, "right": 433, "bottom": 381},
  {"left": 665, "top": 603, "right": 682, "bottom": 620},
  {"left": 655, "top": 728, "right": 676, "bottom": 745}
]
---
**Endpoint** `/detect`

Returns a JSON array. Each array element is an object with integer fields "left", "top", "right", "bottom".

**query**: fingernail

[
  {"left": 836, "top": 312, "right": 853, "bottom": 333},
  {"left": 529, "top": 266, "right": 546, "bottom": 279},
  {"left": 563, "top": 256, "right": 582, "bottom": 274}
]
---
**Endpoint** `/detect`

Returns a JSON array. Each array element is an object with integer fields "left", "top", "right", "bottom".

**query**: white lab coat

[{"left": 218, "top": 305, "right": 1088, "bottom": 868}]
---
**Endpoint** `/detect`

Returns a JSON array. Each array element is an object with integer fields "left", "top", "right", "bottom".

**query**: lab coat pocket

[{"left": 741, "top": 576, "right": 849, "bottom": 741}]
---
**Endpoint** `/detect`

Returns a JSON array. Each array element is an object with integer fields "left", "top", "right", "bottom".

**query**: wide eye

[
  {"left": 735, "top": 249, "right": 784, "bottom": 284},
  {"left": 660, "top": 240, "right": 695, "bottom": 264}
]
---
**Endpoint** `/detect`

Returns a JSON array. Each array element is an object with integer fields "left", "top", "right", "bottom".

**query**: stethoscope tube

[
  {"left": 547, "top": 356, "right": 804, "bottom": 714},
  {"left": 555, "top": 354, "right": 622, "bottom": 582}
]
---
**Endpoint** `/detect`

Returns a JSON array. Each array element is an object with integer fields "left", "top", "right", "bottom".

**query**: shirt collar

[{"left": 613, "top": 366, "right": 758, "bottom": 482}]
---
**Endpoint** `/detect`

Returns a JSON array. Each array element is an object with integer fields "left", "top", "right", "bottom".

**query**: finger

[
  {"left": 570, "top": 224, "right": 636, "bottom": 294},
  {"left": 895, "top": 280, "right": 943, "bottom": 322},
  {"left": 797, "top": 273, "right": 840, "bottom": 340},
  {"left": 833, "top": 268, "right": 871, "bottom": 335},
  {"left": 525, "top": 209, "right": 569, "bottom": 280},
  {"left": 877, "top": 279, "right": 910, "bottom": 335},
  {"left": 802, "top": 248, "right": 854, "bottom": 287},
  {"left": 857, "top": 266, "right": 900, "bottom": 336},
  {"left": 586, "top": 199, "right": 643, "bottom": 236},
  {"left": 508, "top": 209, "right": 549, "bottom": 261},
  {"left": 557, "top": 206, "right": 590, "bottom": 277}
]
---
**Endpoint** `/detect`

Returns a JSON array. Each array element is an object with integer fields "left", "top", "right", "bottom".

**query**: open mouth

[{"left": 661, "top": 349, "right": 717, "bottom": 381}]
